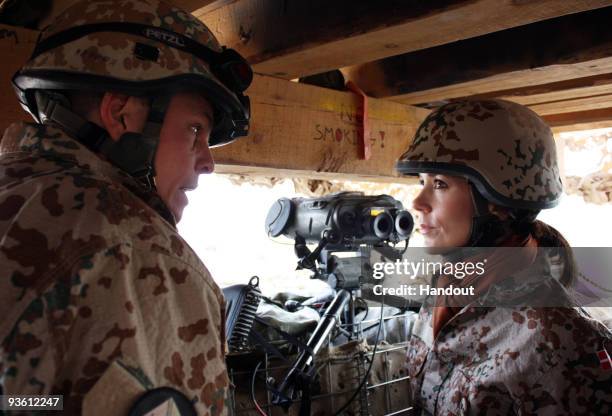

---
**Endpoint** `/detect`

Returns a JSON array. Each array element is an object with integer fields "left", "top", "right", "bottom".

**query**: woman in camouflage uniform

[
  {"left": 1, "top": 0, "right": 251, "bottom": 414},
  {"left": 396, "top": 99, "right": 612, "bottom": 415}
]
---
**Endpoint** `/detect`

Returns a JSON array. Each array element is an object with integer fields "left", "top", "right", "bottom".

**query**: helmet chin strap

[
  {"left": 441, "top": 185, "right": 502, "bottom": 263},
  {"left": 466, "top": 183, "right": 507, "bottom": 247},
  {"left": 35, "top": 91, "right": 160, "bottom": 191}
]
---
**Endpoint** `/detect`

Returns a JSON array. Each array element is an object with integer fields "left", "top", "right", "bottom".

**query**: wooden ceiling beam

[
  {"left": 341, "top": 7, "right": 612, "bottom": 106},
  {"left": 171, "top": 0, "right": 218, "bottom": 13},
  {"left": 529, "top": 94, "right": 612, "bottom": 116},
  {"left": 496, "top": 75, "right": 612, "bottom": 106},
  {"left": 212, "top": 74, "right": 430, "bottom": 181},
  {"left": 544, "top": 108, "right": 612, "bottom": 132},
  {"left": 196, "top": 0, "right": 612, "bottom": 79}
]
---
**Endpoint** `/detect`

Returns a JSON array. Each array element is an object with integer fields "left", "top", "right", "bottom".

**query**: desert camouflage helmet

[
  {"left": 12, "top": 0, "right": 252, "bottom": 147},
  {"left": 396, "top": 99, "right": 563, "bottom": 210}
]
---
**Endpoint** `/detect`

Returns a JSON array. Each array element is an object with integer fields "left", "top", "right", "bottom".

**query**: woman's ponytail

[{"left": 529, "top": 220, "right": 576, "bottom": 287}]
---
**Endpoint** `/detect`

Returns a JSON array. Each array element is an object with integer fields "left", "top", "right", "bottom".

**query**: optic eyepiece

[
  {"left": 372, "top": 212, "right": 393, "bottom": 239},
  {"left": 395, "top": 210, "right": 414, "bottom": 238}
]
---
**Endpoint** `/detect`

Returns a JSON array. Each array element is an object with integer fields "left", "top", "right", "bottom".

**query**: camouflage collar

[
  {"left": 436, "top": 253, "right": 568, "bottom": 308},
  {"left": 0, "top": 122, "right": 176, "bottom": 227}
]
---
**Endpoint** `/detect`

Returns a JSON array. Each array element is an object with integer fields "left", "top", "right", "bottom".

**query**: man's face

[{"left": 154, "top": 92, "right": 215, "bottom": 222}]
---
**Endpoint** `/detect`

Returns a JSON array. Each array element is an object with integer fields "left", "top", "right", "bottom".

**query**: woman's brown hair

[{"left": 528, "top": 219, "right": 576, "bottom": 287}]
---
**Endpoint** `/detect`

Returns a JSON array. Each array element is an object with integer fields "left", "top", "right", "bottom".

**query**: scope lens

[
  {"left": 395, "top": 211, "right": 414, "bottom": 237},
  {"left": 398, "top": 216, "right": 410, "bottom": 230},
  {"left": 373, "top": 212, "right": 393, "bottom": 239},
  {"left": 377, "top": 218, "right": 390, "bottom": 232}
]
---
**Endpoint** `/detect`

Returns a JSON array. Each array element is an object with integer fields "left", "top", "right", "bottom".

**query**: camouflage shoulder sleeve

[
  {"left": 2, "top": 240, "right": 229, "bottom": 415},
  {"left": 510, "top": 309, "right": 612, "bottom": 415}
]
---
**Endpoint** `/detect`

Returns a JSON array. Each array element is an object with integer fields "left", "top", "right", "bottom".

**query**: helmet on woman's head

[
  {"left": 12, "top": 0, "right": 252, "bottom": 147},
  {"left": 396, "top": 99, "right": 563, "bottom": 210}
]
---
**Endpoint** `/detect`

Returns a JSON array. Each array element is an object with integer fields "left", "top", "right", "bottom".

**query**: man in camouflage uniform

[
  {"left": 0, "top": 0, "right": 252, "bottom": 414},
  {"left": 396, "top": 99, "right": 612, "bottom": 415}
]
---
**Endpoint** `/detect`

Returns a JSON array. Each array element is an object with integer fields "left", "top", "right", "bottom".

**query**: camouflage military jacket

[
  {"left": 0, "top": 122, "right": 229, "bottom": 415},
  {"left": 406, "top": 300, "right": 612, "bottom": 415}
]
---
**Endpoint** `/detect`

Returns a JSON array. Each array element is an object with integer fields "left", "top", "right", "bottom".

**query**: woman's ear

[{"left": 488, "top": 203, "right": 511, "bottom": 220}]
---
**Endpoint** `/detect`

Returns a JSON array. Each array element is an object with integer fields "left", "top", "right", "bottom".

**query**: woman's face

[{"left": 412, "top": 174, "right": 475, "bottom": 253}]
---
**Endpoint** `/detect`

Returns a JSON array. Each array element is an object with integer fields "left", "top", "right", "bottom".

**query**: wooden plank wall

[{"left": 212, "top": 75, "right": 429, "bottom": 181}]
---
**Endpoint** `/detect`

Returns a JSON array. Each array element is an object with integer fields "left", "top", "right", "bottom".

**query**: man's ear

[
  {"left": 99, "top": 93, "right": 150, "bottom": 141},
  {"left": 99, "top": 92, "right": 129, "bottom": 140}
]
